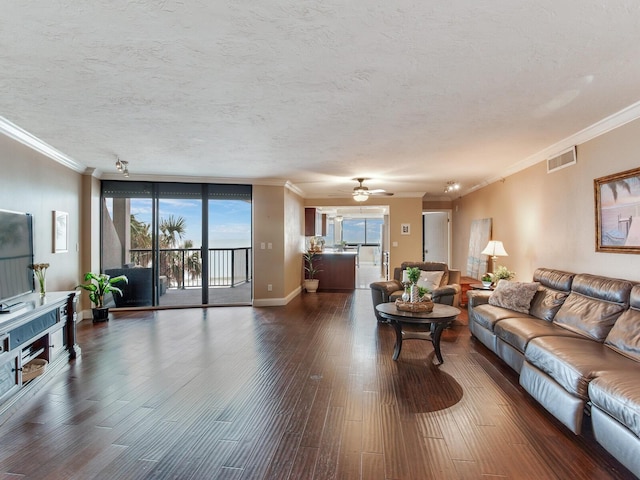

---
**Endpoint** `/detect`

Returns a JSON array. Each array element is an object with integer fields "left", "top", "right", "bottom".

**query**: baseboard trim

[{"left": 253, "top": 286, "right": 302, "bottom": 307}]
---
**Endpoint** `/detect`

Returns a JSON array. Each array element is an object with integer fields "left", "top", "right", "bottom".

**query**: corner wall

[
  {"left": 0, "top": 134, "right": 82, "bottom": 293},
  {"left": 452, "top": 117, "right": 640, "bottom": 283}
]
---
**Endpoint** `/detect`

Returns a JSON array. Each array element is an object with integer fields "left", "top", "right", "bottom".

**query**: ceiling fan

[{"left": 351, "top": 178, "right": 394, "bottom": 202}]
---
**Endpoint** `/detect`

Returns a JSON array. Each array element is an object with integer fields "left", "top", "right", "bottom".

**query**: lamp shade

[{"left": 481, "top": 240, "right": 508, "bottom": 257}]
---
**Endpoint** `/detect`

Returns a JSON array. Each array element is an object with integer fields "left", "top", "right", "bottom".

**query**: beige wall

[
  {"left": 0, "top": 134, "right": 82, "bottom": 294},
  {"left": 304, "top": 196, "right": 424, "bottom": 271},
  {"left": 253, "top": 185, "right": 285, "bottom": 301},
  {"left": 284, "top": 187, "right": 305, "bottom": 296},
  {"left": 452, "top": 117, "right": 640, "bottom": 283}
]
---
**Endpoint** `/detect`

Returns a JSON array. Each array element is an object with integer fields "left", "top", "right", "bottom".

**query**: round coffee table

[{"left": 375, "top": 302, "right": 461, "bottom": 364}]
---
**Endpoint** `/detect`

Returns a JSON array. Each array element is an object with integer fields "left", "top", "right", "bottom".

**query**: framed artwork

[
  {"left": 53, "top": 211, "right": 69, "bottom": 253},
  {"left": 401, "top": 223, "right": 410, "bottom": 235},
  {"left": 595, "top": 167, "right": 640, "bottom": 254},
  {"left": 466, "top": 218, "right": 492, "bottom": 278}
]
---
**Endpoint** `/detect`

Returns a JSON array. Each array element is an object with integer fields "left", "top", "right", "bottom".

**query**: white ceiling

[{"left": 2, "top": 1, "right": 640, "bottom": 199}]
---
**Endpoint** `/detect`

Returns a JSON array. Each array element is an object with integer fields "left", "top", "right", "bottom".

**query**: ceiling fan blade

[{"left": 370, "top": 191, "right": 394, "bottom": 196}]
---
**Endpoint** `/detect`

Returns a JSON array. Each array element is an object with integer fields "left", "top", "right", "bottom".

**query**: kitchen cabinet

[{"left": 305, "top": 208, "right": 327, "bottom": 236}]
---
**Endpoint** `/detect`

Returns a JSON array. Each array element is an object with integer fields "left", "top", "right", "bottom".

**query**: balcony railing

[{"left": 129, "top": 247, "right": 252, "bottom": 289}]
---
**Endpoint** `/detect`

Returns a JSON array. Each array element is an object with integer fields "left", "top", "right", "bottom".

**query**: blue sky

[{"left": 130, "top": 198, "right": 251, "bottom": 248}]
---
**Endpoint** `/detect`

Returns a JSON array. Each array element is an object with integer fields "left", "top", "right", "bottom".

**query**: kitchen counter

[{"left": 305, "top": 251, "right": 356, "bottom": 291}]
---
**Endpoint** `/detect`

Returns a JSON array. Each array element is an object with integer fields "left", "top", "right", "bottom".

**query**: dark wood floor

[{"left": 0, "top": 290, "right": 635, "bottom": 479}]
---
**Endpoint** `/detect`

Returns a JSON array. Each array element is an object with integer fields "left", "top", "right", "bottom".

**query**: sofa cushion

[
  {"left": 527, "top": 268, "right": 574, "bottom": 321},
  {"left": 533, "top": 268, "right": 575, "bottom": 292},
  {"left": 471, "top": 304, "right": 530, "bottom": 332},
  {"left": 590, "top": 371, "right": 640, "bottom": 438},
  {"left": 605, "top": 285, "right": 640, "bottom": 362},
  {"left": 417, "top": 270, "right": 444, "bottom": 292},
  {"left": 529, "top": 288, "right": 570, "bottom": 322},
  {"left": 553, "top": 274, "right": 632, "bottom": 342},
  {"left": 495, "top": 317, "right": 582, "bottom": 353},
  {"left": 488, "top": 280, "right": 540, "bottom": 314},
  {"left": 525, "top": 336, "right": 639, "bottom": 400}
]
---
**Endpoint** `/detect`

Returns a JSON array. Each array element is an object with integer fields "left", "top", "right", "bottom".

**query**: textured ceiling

[{"left": 2, "top": 1, "right": 640, "bottom": 199}]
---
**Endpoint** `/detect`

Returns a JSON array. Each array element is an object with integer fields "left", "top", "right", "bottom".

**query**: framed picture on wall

[
  {"left": 401, "top": 223, "right": 410, "bottom": 235},
  {"left": 53, "top": 211, "right": 69, "bottom": 253},
  {"left": 594, "top": 167, "right": 640, "bottom": 254}
]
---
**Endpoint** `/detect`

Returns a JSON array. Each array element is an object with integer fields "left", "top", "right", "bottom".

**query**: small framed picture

[
  {"left": 53, "top": 211, "right": 69, "bottom": 253},
  {"left": 401, "top": 223, "right": 410, "bottom": 235}
]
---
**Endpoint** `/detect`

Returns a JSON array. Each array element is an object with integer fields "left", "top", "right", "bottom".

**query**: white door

[{"left": 423, "top": 212, "right": 450, "bottom": 263}]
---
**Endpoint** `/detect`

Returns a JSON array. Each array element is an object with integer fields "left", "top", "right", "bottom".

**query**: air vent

[{"left": 547, "top": 146, "right": 576, "bottom": 173}]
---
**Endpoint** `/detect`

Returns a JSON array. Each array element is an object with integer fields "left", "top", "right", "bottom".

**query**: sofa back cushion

[
  {"left": 488, "top": 280, "right": 540, "bottom": 314},
  {"left": 553, "top": 273, "right": 633, "bottom": 342},
  {"left": 605, "top": 284, "right": 640, "bottom": 361},
  {"left": 528, "top": 268, "right": 574, "bottom": 322}
]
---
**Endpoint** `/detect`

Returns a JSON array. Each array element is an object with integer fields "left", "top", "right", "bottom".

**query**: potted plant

[
  {"left": 303, "top": 251, "right": 322, "bottom": 293},
  {"left": 76, "top": 272, "right": 128, "bottom": 322},
  {"left": 406, "top": 267, "right": 421, "bottom": 302},
  {"left": 494, "top": 266, "right": 515, "bottom": 281},
  {"left": 481, "top": 272, "right": 494, "bottom": 287}
]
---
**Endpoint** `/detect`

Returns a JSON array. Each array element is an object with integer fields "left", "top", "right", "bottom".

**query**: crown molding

[
  {"left": 0, "top": 116, "right": 86, "bottom": 173},
  {"left": 470, "top": 99, "right": 640, "bottom": 194}
]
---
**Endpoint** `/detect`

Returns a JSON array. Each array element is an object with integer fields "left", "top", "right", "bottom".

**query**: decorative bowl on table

[
  {"left": 395, "top": 298, "right": 434, "bottom": 313},
  {"left": 482, "top": 281, "right": 492, "bottom": 288}
]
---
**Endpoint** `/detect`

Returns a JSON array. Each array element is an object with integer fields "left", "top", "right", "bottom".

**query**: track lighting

[{"left": 115, "top": 157, "right": 129, "bottom": 177}]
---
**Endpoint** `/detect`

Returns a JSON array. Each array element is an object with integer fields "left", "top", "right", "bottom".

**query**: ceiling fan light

[{"left": 353, "top": 193, "right": 369, "bottom": 202}]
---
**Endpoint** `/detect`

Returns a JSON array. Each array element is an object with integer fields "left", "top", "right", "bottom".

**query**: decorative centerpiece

[
  {"left": 396, "top": 266, "right": 434, "bottom": 312},
  {"left": 481, "top": 272, "right": 493, "bottom": 287}
]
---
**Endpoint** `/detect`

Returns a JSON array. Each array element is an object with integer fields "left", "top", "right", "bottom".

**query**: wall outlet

[
  {"left": 267, "top": 284, "right": 272, "bottom": 291},
  {"left": 260, "top": 242, "right": 266, "bottom": 249},
  {"left": 267, "top": 242, "right": 272, "bottom": 249}
]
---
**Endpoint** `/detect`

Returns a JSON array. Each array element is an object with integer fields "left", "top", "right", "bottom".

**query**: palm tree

[
  {"left": 183, "top": 239, "right": 202, "bottom": 286},
  {"left": 160, "top": 215, "right": 186, "bottom": 249},
  {"left": 159, "top": 215, "right": 189, "bottom": 288}
]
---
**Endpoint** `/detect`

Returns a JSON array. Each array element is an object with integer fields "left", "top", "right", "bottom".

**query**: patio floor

[{"left": 154, "top": 262, "right": 386, "bottom": 307}]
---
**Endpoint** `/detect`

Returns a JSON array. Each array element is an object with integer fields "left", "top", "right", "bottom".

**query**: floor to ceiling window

[{"left": 101, "top": 181, "right": 252, "bottom": 307}]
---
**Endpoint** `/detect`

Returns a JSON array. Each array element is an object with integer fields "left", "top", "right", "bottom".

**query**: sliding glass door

[{"left": 101, "top": 181, "right": 252, "bottom": 307}]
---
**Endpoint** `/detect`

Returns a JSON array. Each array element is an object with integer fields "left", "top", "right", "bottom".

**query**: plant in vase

[
  {"left": 406, "top": 267, "right": 421, "bottom": 302},
  {"left": 76, "top": 272, "right": 128, "bottom": 322},
  {"left": 29, "top": 263, "right": 50, "bottom": 296},
  {"left": 494, "top": 266, "right": 515, "bottom": 282},
  {"left": 418, "top": 286, "right": 432, "bottom": 302},
  {"left": 303, "top": 251, "right": 322, "bottom": 293},
  {"left": 481, "top": 272, "right": 494, "bottom": 287}
]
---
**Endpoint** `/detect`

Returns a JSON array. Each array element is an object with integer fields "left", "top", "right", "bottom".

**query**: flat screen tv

[{"left": 0, "top": 209, "right": 34, "bottom": 306}]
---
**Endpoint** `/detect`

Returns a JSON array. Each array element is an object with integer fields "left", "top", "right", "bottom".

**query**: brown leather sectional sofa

[{"left": 468, "top": 268, "right": 640, "bottom": 477}]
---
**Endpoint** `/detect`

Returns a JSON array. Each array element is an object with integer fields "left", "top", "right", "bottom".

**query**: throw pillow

[
  {"left": 417, "top": 270, "right": 445, "bottom": 292},
  {"left": 489, "top": 280, "right": 540, "bottom": 314}
]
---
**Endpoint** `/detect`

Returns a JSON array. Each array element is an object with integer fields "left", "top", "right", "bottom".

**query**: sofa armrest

[
  {"left": 370, "top": 279, "right": 403, "bottom": 297},
  {"left": 370, "top": 279, "right": 403, "bottom": 322},
  {"left": 467, "top": 289, "right": 491, "bottom": 308},
  {"left": 432, "top": 284, "right": 461, "bottom": 306}
]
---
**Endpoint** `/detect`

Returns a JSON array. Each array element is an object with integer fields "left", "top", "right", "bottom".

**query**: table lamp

[{"left": 481, "top": 240, "right": 508, "bottom": 272}]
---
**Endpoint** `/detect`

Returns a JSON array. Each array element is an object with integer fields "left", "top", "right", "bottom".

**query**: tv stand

[{"left": 0, "top": 291, "right": 80, "bottom": 424}]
